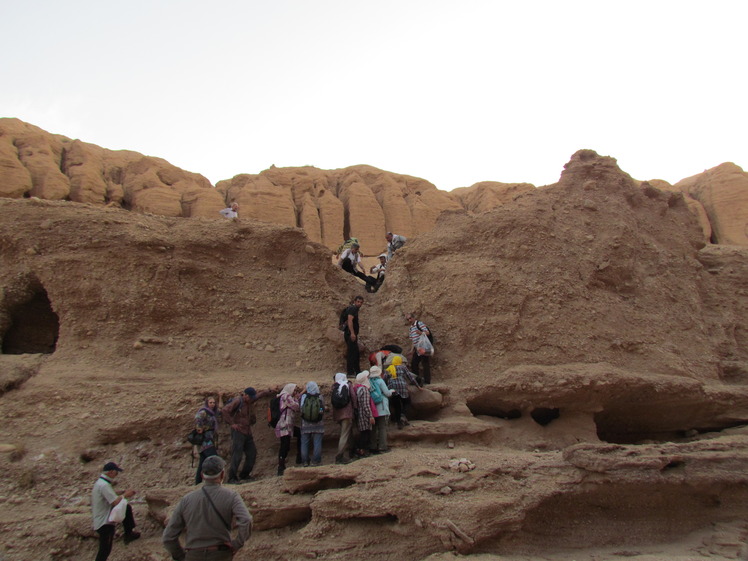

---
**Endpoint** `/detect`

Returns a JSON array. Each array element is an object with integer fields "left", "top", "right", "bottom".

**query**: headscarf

[
  {"left": 334, "top": 373, "right": 348, "bottom": 395},
  {"left": 386, "top": 364, "right": 397, "bottom": 379},
  {"left": 392, "top": 355, "right": 403, "bottom": 366},
  {"left": 279, "top": 383, "right": 296, "bottom": 397},
  {"left": 369, "top": 365, "right": 382, "bottom": 378},
  {"left": 306, "top": 381, "right": 320, "bottom": 395},
  {"left": 355, "top": 371, "right": 370, "bottom": 389}
]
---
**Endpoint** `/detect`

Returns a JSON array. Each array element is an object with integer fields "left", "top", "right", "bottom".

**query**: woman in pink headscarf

[{"left": 275, "top": 383, "right": 299, "bottom": 475}]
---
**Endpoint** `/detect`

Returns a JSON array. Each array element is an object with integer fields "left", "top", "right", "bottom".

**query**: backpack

[
  {"left": 267, "top": 396, "right": 281, "bottom": 428},
  {"left": 369, "top": 379, "right": 383, "bottom": 404},
  {"left": 186, "top": 429, "right": 204, "bottom": 446},
  {"left": 301, "top": 394, "right": 323, "bottom": 423},
  {"left": 331, "top": 383, "right": 350, "bottom": 409},
  {"left": 338, "top": 307, "right": 349, "bottom": 331},
  {"left": 336, "top": 237, "right": 359, "bottom": 255}
]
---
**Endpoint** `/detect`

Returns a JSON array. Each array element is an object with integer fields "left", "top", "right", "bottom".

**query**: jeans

[
  {"left": 195, "top": 446, "right": 217, "bottom": 484},
  {"left": 390, "top": 395, "right": 411, "bottom": 423},
  {"left": 228, "top": 430, "right": 257, "bottom": 481},
  {"left": 300, "top": 432, "right": 323, "bottom": 464}
]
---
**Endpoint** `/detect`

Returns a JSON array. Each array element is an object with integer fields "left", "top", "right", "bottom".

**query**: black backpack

[
  {"left": 267, "top": 396, "right": 281, "bottom": 428},
  {"left": 338, "top": 307, "right": 349, "bottom": 331},
  {"left": 331, "top": 383, "right": 350, "bottom": 409},
  {"left": 186, "top": 429, "right": 204, "bottom": 446}
]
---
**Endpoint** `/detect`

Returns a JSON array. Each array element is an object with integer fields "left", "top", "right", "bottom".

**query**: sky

[{"left": 2, "top": 0, "right": 746, "bottom": 190}]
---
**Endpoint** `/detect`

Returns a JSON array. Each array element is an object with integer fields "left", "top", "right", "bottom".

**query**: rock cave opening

[
  {"left": 1, "top": 287, "right": 59, "bottom": 355},
  {"left": 465, "top": 398, "right": 522, "bottom": 421}
]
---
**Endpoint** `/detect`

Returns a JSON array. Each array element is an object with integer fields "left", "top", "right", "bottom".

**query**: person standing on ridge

[
  {"left": 406, "top": 312, "right": 433, "bottom": 384},
  {"left": 343, "top": 296, "right": 364, "bottom": 376},
  {"left": 219, "top": 202, "right": 239, "bottom": 219},
  {"left": 385, "top": 232, "right": 407, "bottom": 259},
  {"left": 221, "top": 387, "right": 272, "bottom": 484}
]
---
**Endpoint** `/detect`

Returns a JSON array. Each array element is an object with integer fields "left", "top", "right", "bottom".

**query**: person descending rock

[
  {"left": 343, "top": 296, "right": 364, "bottom": 376},
  {"left": 162, "top": 456, "right": 252, "bottom": 561},
  {"left": 331, "top": 372, "right": 354, "bottom": 464},
  {"left": 352, "top": 371, "right": 375, "bottom": 458},
  {"left": 368, "top": 365, "right": 393, "bottom": 454},
  {"left": 274, "top": 383, "right": 300, "bottom": 476},
  {"left": 219, "top": 202, "right": 239, "bottom": 219},
  {"left": 369, "top": 253, "right": 388, "bottom": 292},
  {"left": 406, "top": 312, "right": 433, "bottom": 384},
  {"left": 221, "top": 387, "right": 271, "bottom": 484},
  {"left": 299, "top": 381, "right": 325, "bottom": 466},
  {"left": 91, "top": 461, "right": 140, "bottom": 561},
  {"left": 384, "top": 355, "right": 423, "bottom": 429},
  {"left": 193, "top": 395, "right": 220, "bottom": 485},
  {"left": 338, "top": 243, "right": 377, "bottom": 290},
  {"left": 385, "top": 232, "right": 407, "bottom": 259}
]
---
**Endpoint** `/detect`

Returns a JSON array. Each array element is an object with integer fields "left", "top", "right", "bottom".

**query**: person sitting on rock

[
  {"left": 338, "top": 243, "right": 377, "bottom": 291},
  {"left": 385, "top": 232, "right": 407, "bottom": 259},
  {"left": 369, "top": 253, "right": 388, "bottom": 291},
  {"left": 219, "top": 202, "right": 239, "bottom": 219}
]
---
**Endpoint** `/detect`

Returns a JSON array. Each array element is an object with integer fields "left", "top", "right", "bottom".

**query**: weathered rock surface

[
  {"left": 217, "top": 164, "right": 462, "bottom": 253},
  {"left": 0, "top": 118, "right": 221, "bottom": 217},
  {"left": 673, "top": 162, "right": 748, "bottom": 245},
  {"left": 2, "top": 138, "right": 748, "bottom": 561}
]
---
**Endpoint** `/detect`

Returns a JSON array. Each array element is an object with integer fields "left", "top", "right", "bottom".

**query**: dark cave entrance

[{"left": 2, "top": 288, "right": 59, "bottom": 354}]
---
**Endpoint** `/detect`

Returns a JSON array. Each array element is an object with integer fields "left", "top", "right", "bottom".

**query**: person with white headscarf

[
  {"left": 299, "top": 381, "right": 325, "bottom": 466},
  {"left": 331, "top": 372, "right": 354, "bottom": 464},
  {"left": 353, "top": 371, "right": 375, "bottom": 458},
  {"left": 274, "top": 383, "right": 299, "bottom": 476}
]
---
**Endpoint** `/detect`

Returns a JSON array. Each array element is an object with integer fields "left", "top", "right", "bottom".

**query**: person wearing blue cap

[
  {"left": 221, "top": 386, "right": 272, "bottom": 483},
  {"left": 91, "top": 461, "right": 140, "bottom": 561}
]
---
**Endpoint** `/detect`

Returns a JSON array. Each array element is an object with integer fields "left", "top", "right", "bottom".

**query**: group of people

[
  {"left": 337, "top": 232, "right": 406, "bottom": 292},
  {"left": 92, "top": 456, "right": 252, "bottom": 561},
  {"left": 342, "top": 295, "right": 434, "bottom": 384}
]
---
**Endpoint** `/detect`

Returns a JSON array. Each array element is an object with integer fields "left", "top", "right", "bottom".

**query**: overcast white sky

[{"left": 2, "top": 0, "right": 746, "bottom": 190}]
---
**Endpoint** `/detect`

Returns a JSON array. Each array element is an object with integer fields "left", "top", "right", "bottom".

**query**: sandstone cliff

[
  {"left": 3, "top": 119, "right": 747, "bottom": 254},
  {"left": 2, "top": 150, "right": 748, "bottom": 561},
  {"left": 0, "top": 118, "right": 223, "bottom": 217}
]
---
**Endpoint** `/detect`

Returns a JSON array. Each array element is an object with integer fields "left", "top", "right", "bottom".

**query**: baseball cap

[
  {"left": 103, "top": 462, "right": 123, "bottom": 472},
  {"left": 202, "top": 456, "right": 226, "bottom": 479}
]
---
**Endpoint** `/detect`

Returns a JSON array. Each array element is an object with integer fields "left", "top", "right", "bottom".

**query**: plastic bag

[
  {"left": 416, "top": 333, "right": 434, "bottom": 356},
  {"left": 108, "top": 498, "right": 128, "bottom": 523}
]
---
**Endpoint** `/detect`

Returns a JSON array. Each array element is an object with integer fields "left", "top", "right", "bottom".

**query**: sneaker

[
  {"left": 335, "top": 455, "right": 351, "bottom": 465},
  {"left": 124, "top": 531, "right": 141, "bottom": 544}
]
